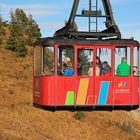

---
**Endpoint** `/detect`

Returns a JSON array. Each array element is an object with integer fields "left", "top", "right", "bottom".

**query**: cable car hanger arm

[{"left": 54, "top": 0, "right": 121, "bottom": 39}]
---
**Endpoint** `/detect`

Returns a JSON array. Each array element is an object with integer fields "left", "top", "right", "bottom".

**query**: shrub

[
  {"left": 107, "top": 120, "right": 134, "bottom": 134},
  {"left": 73, "top": 112, "right": 86, "bottom": 120}
]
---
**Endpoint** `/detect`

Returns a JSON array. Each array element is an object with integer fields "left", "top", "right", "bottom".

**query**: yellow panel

[{"left": 76, "top": 79, "right": 89, "bottom": 105}]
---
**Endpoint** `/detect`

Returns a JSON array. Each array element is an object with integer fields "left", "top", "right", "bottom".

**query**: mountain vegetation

[{"left": 0, "top": 8, "right": 41, "bottom": 57}]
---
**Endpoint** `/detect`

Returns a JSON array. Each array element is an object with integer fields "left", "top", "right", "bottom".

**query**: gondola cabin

[
  {"left": 33, "top": 38, "right": 140, "bottom": 110},
  {"left": 33, "top": 0, "right": 140, "bottom": 110}
]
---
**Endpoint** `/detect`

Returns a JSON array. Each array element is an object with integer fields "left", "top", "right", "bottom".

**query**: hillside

[{"left": 0, "top": 47, "right": 140, "bottom": 140}]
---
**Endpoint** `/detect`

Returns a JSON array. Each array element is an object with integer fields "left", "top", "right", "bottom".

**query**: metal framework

[{"left": 54, "top": 0, "right": 121, "bottom": 39}]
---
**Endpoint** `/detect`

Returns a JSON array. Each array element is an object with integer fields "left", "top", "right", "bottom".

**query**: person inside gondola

[
  {"left": 57, "top": 57, "right": 71, "bottom": 75},
  {"left": 116, "top": 57, "right": 130, "bottom": 76},
  {"left": 133, "top": 66, "right": 139, "bottom": 76},
  {"left": 57, "top": 62, "right": 63, "bottom": 75},
  {"left": 64, "top": 61, "right": 74, "bottom": 76},
  {"left": 96, "top": 56, "right": 102, "bottom": 76},
  {"left": 101, "top": 61, "right": 111, "bottom": 75},
  {"left": 62, "top": 57, "right": 71, "bottom": 75},
  {"left": 87, "top": 58, "right": 100, "bottom": 76},
  {"left": 88, "top": 61, "right": 93, "bottom": 76}
]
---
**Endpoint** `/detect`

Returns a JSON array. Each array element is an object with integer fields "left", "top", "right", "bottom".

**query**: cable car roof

[{"left": 34, "top": 37, "right": 139, "bottom": 46}]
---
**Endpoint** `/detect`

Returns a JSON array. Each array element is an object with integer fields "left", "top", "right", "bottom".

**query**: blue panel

[{"left": 98, "top": 82, "right": 110, "bottom": 105}]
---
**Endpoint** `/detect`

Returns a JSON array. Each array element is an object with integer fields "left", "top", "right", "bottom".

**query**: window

[
  {"left": 43, "top": 46, "right": 55, "bottom": 76},
  {"left": 77, "top": 48, "right": 93, "bottom": 76},
  {"left": 115, "top": 47, "right": 130, "bottom": 76},
  {"left": 34, "top": 46, "right": 42, "bottom": 76},
  {"left": 96, "top": 48, "right": 111, "bottom": 76},
  {"left": 133, "top": 47, "right": 139, "bottom": 76},
  {"left": 57, "top": 46, "right": 74, "bottom": 76}
]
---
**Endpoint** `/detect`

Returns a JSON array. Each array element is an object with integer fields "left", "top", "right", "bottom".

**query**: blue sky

[{"left": 1, "top": 0, "right": 140, "bottom": 42}]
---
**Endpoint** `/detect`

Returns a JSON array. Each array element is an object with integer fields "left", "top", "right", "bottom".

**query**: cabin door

[
  {"left": 113, "top": 47, "right": 133, "bottom": 106},
  {"left": 75, "top": 46, "right": 95, "bottom": 106},
  {"left": 56, "top": 45, "right": 75, "bottom": 106},
  {"left": 94, "top": 47, "right": 113, "bottom": 107}
]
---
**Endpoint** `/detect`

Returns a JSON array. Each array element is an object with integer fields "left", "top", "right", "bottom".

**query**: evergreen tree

[
  {"left": 6, "top": 8, "right": 41, "bottom": 57},
  {"left": 25, "top": 14, "right": 41, "bottom": 45},
  {"left": 6, "top": 35, "right": 17, "bottom": 51},
  {"left": 0, "top": 16, "right": 5, "bottom": 47},
  {"left": 78, "top": 50, "right": 89, "bottom": 64},
  {"left": 6, "top": 19, "right": 27, "bottom": 56},
  {"left": 65, "top": 20, "right": 78, "bottom": 31},
  {"left": 16, "top": 37, "right": 27, "bottom": 57},
  {"left": 0, "top": 16, "right": 2, "bottom": 23},
  {"left": 72, "top": 21, "right": 78, "bottom": 31}
]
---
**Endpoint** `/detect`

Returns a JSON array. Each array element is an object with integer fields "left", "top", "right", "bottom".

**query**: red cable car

[{"left": 33, "top": 0, "right": 140, "bottom": 110}]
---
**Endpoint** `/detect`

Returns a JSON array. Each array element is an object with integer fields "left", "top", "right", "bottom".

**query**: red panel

[
  {"left": 113, "top": 77, "right": 131, "bottom": 104},
  {"left": 33, "top": 76, "right": 41, "bottom": 104},
  {"left": 56, "top": 76, "right": 75, "bottom": 105},
  {"left": 86, "top": 78, "right": 94, "bottom": 105},
  {"left": 132, "top": 77, "right": 139, "bottom": 105},
  {"left": 41, "top": 76, "right": 55, "bottom": 105}
]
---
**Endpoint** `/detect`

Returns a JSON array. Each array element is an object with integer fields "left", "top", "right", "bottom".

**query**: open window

[
  {"left": 34, "top": 46, "right": 42, "bottom": 76},
  {"left": 43, "top": 46, "right": 55, "bottom": 76},
  {"left": 96, "top": 48, "right": 111, "bottom": 76},
  {"left": 77, "top": 48, "right": 93, "bottom": 76},
  {"left": 133, "top": 47, "right": 139, "bottom": 76},
  {"left": 115, "top": 47, "right": 130, "bottom": 76},
  {"left": 57, "top": 45, "right": 74, "bottom": 76}
]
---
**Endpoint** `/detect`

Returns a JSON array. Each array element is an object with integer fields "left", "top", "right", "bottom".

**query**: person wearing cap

[
  {"left": 64, "top": 60, "right": 74, "bottom": 76},
  {"left": 64, "top": 57, "right": 71, "bottom": 64},
  {"left": 62, "top": 57, "right": 71, "bottom": 74}
]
